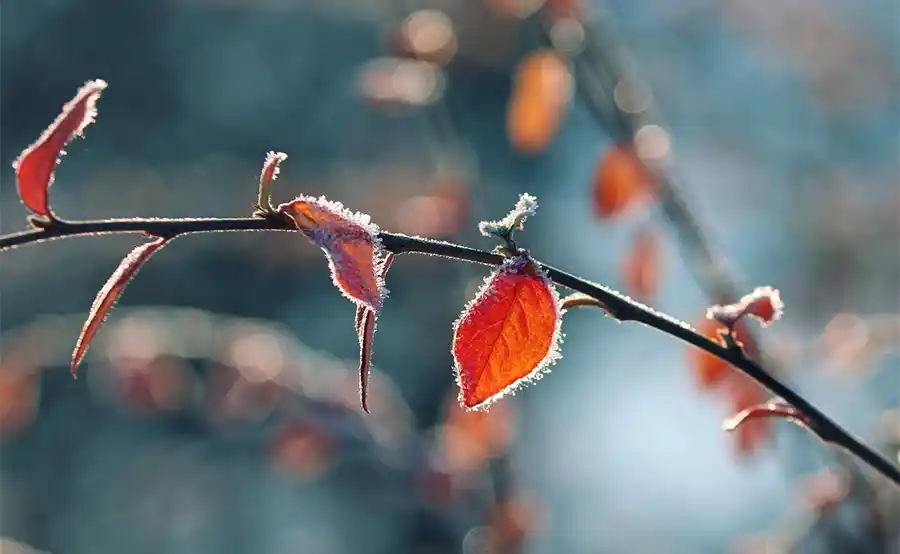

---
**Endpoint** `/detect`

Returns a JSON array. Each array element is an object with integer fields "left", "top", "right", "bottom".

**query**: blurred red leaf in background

[
  {"left": 0, "top": 361, "right": 40, "bottom": 438},
  {"left": 507, "top": 50, "right": 572, "bottom": 154},
  {"left": 270, "top": 420, "right": 335, "bottom": 480},
  {"left": 13, "top": 79, "right": 107, "bottom": 218},
  {"left": 394, "top": 178, "right": 470, "bottom": 238},
  {"left": 592, "top": 142, "right": 655, "bottom": 219},
  {"left": 453, "top": 255, "right": 562, "bottom": 410},
  {"left": 621, "top": 225, "right": 661, "bottom": 302},
  {"left": 441, "top": 391, "right": 515, "bottom": 474},
  {"left": 484, "top": 492, "right": 547, "bottom": 554}
]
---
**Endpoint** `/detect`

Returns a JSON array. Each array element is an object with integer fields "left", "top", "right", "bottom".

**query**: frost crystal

[{"left": 478, "top": 193, "right": 539, "bottom": 237}]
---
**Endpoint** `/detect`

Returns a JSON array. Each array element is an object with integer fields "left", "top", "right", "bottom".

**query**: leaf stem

[{"left": 1, "top": 216, "right": 897, "bottom": 485}]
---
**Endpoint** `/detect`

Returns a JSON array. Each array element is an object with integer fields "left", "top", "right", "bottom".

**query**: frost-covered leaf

[
  {"left": 279, "top": 195, "right": 388, "bottom": 314},
  {"left": 453, "top": 255, "right": 563, "bottom": 410},
  {"left": 13, "top": 79, "right": 107, "bottom": 218},
  {"left": 707, "top": 286, "right": 784, "bottom": 330},
  {"left": 478, "top": 193, "right": 538, "bottom": 238},
  {"left": 71, "top": 237, "right": 170, "bottom": 376},
  {"left": 356, "top": 253, "right": 395, "bottom": 413}
]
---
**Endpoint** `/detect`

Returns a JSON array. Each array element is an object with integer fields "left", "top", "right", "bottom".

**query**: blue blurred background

[{"left": 1, "top": 1, "right": 898, "bottom": 553}]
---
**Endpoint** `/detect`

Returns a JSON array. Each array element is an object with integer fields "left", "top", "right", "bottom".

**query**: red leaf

[
  {"left": 71, "top": 237, "right": 170, "bottom": 376},
  {"left": 13, "top": 79, "right": 107, "bottom": 218},
  {"left": 621, "top": 226, "right": 660, "bottom": 302},
  {"left": 453, "top": 255, "right": 562, "bottom": 410},
  {"left": 688, "top": 317, "right": 757, "bottom": 389},
  {"left": 707, "top": 286, "right": 784, "bottom": 329},
  {"left": 259, "top": 151, "right": 287, "bottom": 188},
  {"left": 688, "top": 318, "right": 732, "bottom": 389},
  {"left": 279, "top": 195, "right": 388, "bottom": 314},
  {"left": 357, "top": 252, "right": 394, "bottom": 413},
  {"left": 357, "top": 309, "right": 376, "bottom": 413},
  {"left": 592, "top": 142, "right": 654, "bottom": 219},
  {"left": 507, "top": 51, "right": 572, "bottom": 154}
]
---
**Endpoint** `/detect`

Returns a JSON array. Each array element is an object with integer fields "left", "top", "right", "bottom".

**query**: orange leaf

[
  {"left": 592, "top": 142, "right": 654, "bottom": 219},
  {"left": 453, "top": 255, "right": 562, "bottom": 410},
  {"left": 688, "top": 317, "right": 756, "bottom": 389},
  {"left": 279, "top": 195, "right": 388, "bottom": 314},
  {"left": 688, "top": 318, "right": 731, "bottom": 389},
  {"left": 13, "top": 79, "right": 107, "bottom": 218},
  {"left": 507, "top": 51, "right": 572, "bottom": 154},
  {"left": 621, "top": 226, "right": 660, "bottom": 302},
  {"left": 71, "top": 237, "right": 170, "bottom": 376}
]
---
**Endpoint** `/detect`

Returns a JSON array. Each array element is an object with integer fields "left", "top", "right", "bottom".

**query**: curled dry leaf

[
  {"left": 259, "top": 151, "right": 287, "bottom": 190},
  {"left": 279, "top": 195, "right": 388, "bottom": 314},
  {"left": 357, "top": 253, "right": 395, "bottom": 413},
  {"left": 507, "top": 50, "right": 572, "bottom": 154},
  {"left": 13, "top": 79, "right": 108, "bottom": 218},
  {"left": 257, "top": 151, "right": 288, "bottom": 211},
  {"left": 453, "top": 254, "right": 562, "bottom": 410},
  {"left": 71, "top": 237, "right": 171, "bottom": 376},
  {"left": 708, "top": 286, "right": 784, "bottom": 329},
  {"left": 621, "top": 226, "right": 660, "bottom": 302},
  {"left": 592, "top": 142, "right": 654, "bottom": 219}
]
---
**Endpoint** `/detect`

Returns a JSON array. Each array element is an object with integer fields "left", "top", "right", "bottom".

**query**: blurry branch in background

[
  {"left": 536, "top": 4, "right": 896, "bottom": 548},
  {"left": 2, "top": 214, "right": 899, "bottom": 486},
  {"left": 382, "top": 2, "right": 528, "bottom": 551}
]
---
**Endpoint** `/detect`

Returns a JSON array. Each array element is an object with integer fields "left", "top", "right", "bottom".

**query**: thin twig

[{"left": 1, "top": 216, "right": 897, "bottom": 484}]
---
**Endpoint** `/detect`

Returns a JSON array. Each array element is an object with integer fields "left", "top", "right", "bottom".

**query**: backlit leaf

[
  {"left": 621, "top": 226, "right": 660, "bottom": 302},
  {"left": 707, "top": 286, "right": 784, "bottom": 329},
  {"left": 507, "top": 50, "right": 572, "bottom": 154},
  {"left": 592, "top": 142, "right": 654, "bottom": 219},
  {"left": 357, "top": 253, "right": 393, "bottom": 413},
  {"left": 453, "top": 255, "right": 562, "bottom": 410},
  {"left": 279, "top": 195, "right": 388, "bottom": 314},
  {"left": 13, "top": 79, "right": 107, "bottom": 218},
  {"left": 688, "top": 317, "right": 756, "bottom": 389},
  {"left": 71, "top": 237, "right": 171, "bottom": 376}
]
